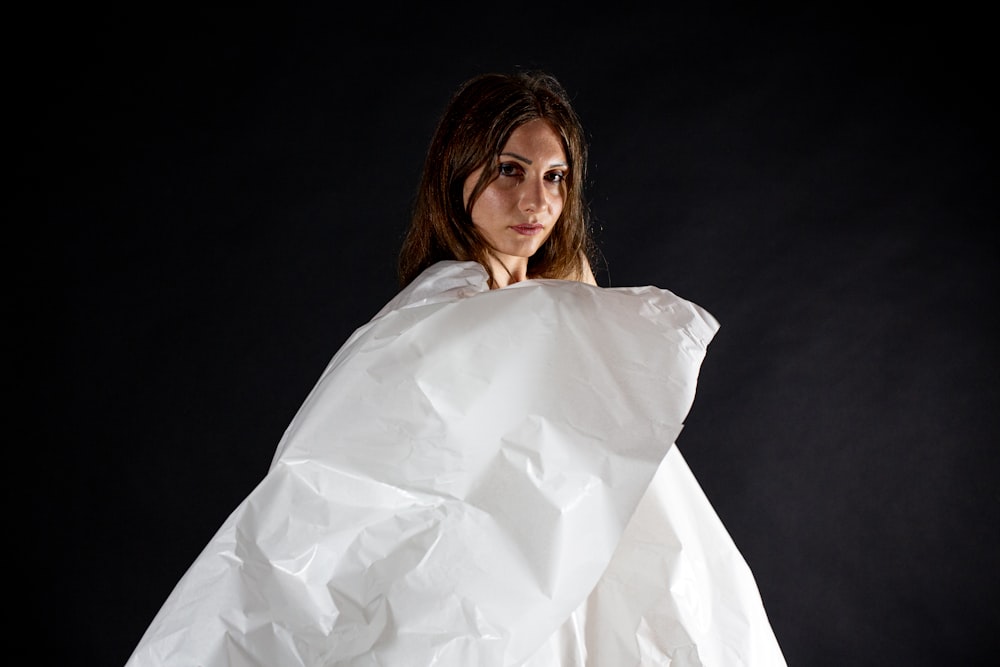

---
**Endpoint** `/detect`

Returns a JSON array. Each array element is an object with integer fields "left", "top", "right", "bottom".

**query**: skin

[{"left": 463, "top": 119, "right": 573, "bottom": 287}]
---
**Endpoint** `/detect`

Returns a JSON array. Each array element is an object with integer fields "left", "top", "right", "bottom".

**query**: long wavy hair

[{"left": 398, "top": 70, "right": 596, "bottom": 288}]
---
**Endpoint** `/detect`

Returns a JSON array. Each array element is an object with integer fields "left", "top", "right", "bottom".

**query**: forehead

[{"left": 502, "top": 119, "right": 566, "bottom": 161}]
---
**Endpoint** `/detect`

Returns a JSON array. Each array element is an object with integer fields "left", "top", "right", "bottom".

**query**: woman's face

[{"left": 463, "top": 119, "right": 567, "bottom": 269}]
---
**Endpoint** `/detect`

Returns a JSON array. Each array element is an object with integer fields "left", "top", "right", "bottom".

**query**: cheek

[
  {"left": 550, "top": 189, "right": 566, "bottom": 221},
  {"left": 470, "top": 187, "right": 507, "bottom": 225},
  {"left": 462, "top": 169, "right": 483, "bottom": 209}
]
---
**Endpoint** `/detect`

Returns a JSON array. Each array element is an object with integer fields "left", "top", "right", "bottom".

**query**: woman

[
  {"left": 127, "top": 71, "right": 785, "bottom": 666},
  {"left": 398, "top": 71, "right": 598, "bottom": 289}
]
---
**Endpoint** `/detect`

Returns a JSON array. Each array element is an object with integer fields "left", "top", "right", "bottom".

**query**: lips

[{"left": 512, "top": 224, "right": 543, "bottom": 236}]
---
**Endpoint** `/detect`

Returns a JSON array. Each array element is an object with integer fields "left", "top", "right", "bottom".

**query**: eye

[
  {"left": 546, "top": 170, "right": 567, "bottom": 183},
  {"left": 498, "top": 162, "right": 522, "bottom": 177}
]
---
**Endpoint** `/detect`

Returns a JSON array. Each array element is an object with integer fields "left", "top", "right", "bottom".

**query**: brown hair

[{"left": 398, "top": 70, "right": 596, "bottom": 288}]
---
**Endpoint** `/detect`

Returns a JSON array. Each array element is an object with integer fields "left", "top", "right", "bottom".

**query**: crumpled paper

[{"left": 126, "top": 260, "right": 785, "bottom": 666}]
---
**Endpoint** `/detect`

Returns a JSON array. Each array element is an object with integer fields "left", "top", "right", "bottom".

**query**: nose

[{"left": 520, "top": 176, "right": 549, "bottom": 214}]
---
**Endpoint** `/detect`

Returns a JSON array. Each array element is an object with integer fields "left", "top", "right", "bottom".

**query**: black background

[{"left": 35, "top": 5, "right": 997, "bottom": 666}]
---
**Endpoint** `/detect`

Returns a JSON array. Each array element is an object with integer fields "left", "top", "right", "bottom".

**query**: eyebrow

[{"left": 500, "top": 152, "right": 568, "bottom": 168}]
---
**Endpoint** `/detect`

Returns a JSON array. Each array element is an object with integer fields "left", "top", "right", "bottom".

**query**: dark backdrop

[{"left": 35, "top": 5, "right": 997, "bottom": 666}]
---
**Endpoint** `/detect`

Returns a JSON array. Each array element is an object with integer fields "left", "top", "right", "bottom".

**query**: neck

[{"left": 487, "top": 252, "right": 528, "bottom": 288}]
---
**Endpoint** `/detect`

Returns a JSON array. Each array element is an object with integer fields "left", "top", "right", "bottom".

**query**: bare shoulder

[{"left": 576, "top": 251, "right": 598, "bottom": 286}]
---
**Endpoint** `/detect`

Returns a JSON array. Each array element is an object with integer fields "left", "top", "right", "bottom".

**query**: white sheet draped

[{"left": 126, "top": 260, "right": 785, "bottom": 666}]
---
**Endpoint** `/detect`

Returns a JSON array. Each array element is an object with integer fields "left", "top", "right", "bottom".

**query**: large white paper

[{"left": 126, "top": 260, "right": 785, "bottom": 666}]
